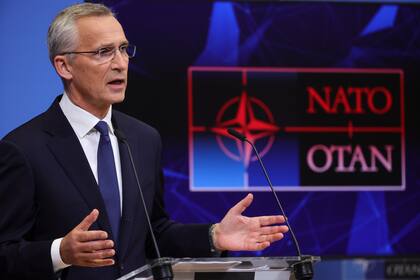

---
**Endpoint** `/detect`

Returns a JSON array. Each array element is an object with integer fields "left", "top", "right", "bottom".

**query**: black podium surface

[{"left": 118, "top": 256, "right": 321, "bottom": 280}]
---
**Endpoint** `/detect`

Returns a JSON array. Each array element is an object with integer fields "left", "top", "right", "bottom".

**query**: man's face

[{"left": 65, "top": 16, "right": 129, "bottom": 116}]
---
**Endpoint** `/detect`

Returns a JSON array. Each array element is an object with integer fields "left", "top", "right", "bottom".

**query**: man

[{"left": 0, "top": 3, "right": 289, "bottom": 279}]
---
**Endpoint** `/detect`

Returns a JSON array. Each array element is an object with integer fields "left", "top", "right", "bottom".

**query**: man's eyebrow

[
  {"left": 96, "top": 43, "right": 115, "bottom": 49},
  {"left": 96, "top": 41, "right": 129, "bottom": 48}
]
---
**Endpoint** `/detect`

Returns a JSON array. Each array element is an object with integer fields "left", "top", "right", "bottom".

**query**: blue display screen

[{"left": 96, "top": 0, "right": 420, "bottom": 257}]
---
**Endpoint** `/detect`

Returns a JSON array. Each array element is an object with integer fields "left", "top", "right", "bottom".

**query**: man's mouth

[
  {"left": 108, "top": 79, "right": 125, "bottom": 85},
  {"left": 107, "top": 79, "right": 126, "bottom": 92}
]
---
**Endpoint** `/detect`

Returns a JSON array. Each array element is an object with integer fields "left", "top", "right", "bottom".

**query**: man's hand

[
  {"left": 60, "top": 209, "right": 115, "bottom": 267},
  {"left": 213, "top": 193, "right": 289, "bottom": 251}
]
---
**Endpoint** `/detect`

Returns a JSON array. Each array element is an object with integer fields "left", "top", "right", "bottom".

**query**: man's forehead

[{"left": 75, "top": 15, "right": 127, "bottom": 46}]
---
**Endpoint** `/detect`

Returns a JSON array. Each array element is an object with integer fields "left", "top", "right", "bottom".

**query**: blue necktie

[{"left": 95, "top": 121, "right": 121, "bottom": 241}]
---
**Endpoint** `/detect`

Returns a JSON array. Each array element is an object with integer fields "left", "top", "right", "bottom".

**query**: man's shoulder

[
  {"left": 3, "top": 96, "right": 64, "bottom": 145},
  {"left": 112, "top": 110, "right": 160, "bottom": 139},
  {"left": 3, "top": 110, "right": 52, "bottom": 144}
]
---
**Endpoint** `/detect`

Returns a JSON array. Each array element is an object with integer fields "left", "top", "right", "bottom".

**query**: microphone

[
  {"left": 114, "top": 129, "right": 173, "bottom": 280},
  {"left": 227, "top": 128, "right": 314, "bottom": 280}
]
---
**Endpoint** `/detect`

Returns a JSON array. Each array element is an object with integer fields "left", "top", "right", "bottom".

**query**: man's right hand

[{"left": 60, "top": 209, "right": 115, "bottom": 267}]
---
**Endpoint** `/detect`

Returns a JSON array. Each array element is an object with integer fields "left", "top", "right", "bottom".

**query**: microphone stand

[
  {"left": 227, "top": 128, "right": 314, "bottom": 280},
  {"left": 115, "top": 129, "right": 173, "bottom": 280}
]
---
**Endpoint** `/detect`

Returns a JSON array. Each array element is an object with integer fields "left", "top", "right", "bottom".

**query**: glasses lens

[
  {"left": 126, "top": 44, "right": 136, "bottom": 58},
  {"left": 99, "top": 47, "right": 115, "bottom": 58}
]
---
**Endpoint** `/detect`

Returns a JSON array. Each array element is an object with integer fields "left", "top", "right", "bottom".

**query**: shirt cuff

[{"left": 51, "top": 238, "right": 71, "bottom": 272}]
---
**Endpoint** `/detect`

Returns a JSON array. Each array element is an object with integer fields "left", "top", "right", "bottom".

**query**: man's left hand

[{"left": 212, "top": 193, "right": 289, "bottom": 251}]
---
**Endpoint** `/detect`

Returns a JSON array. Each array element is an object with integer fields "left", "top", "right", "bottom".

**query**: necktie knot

[{"left": 95, "top": 121, "right": 109, "bottom": 136}]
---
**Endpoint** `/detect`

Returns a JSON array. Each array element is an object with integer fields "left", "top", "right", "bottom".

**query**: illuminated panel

[{"left": 188, "top": 67, "right": 405, "bottom": 191}]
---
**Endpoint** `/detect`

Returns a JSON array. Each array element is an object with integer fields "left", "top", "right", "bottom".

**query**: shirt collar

[{"left": 59, "top": 92, "right": 114, "bottom": 138}]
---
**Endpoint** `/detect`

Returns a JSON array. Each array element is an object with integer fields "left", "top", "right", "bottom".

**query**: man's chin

[{"left": 108, "top": 91, "right": 126, "bottom": 104}]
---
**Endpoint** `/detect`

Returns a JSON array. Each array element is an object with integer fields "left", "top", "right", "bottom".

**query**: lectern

[{"left": 118, "top": 256, "right": 320, "bottom": 280}]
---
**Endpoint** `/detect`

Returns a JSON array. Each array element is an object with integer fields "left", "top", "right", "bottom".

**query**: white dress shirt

[{"left": 50, "top": 93, "right": 123, "bottom": 272}]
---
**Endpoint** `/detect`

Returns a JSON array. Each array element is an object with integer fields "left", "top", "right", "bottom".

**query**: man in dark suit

[{"left": 0, "top": 3, "right": 289, "bottom": 279}]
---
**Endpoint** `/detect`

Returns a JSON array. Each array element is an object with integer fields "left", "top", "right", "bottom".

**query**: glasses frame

[{"left": 59, "top": 43, "right": 136, "bottom": 62}]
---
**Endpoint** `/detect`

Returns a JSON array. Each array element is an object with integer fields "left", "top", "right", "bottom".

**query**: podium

[{"left": 118, "top": 256, "right": 320, "bottom": 280}]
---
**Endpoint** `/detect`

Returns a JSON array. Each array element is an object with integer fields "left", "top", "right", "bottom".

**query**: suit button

[{"left": 120, "top": 263, "right": 125, "bottom": 270}]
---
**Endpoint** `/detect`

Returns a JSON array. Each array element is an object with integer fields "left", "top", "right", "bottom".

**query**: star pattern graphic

[{"left": 211, "top": 90, "right": 280, "bottom": 168}]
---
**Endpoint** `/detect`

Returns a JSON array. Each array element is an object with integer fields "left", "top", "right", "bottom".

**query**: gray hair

[{"left": 47, "top": 3, "right": 115, "bottom": 64}]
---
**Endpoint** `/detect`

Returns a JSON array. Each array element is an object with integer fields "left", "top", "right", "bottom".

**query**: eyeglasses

[{"left": 60, "top": 43, "right": 136, "bottom": 63}]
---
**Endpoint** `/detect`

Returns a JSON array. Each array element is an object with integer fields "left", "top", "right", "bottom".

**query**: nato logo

[{"left": 188, "top": 67, "right": 405, "bottom": 192}]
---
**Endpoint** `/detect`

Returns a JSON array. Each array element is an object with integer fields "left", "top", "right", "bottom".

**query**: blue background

[{"left": 0, "top": 0, "right": 79, "bottom": 138}]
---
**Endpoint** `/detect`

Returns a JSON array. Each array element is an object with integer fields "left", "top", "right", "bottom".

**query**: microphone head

[
  {"left": 114, "top": 129, "right": 127, "bottom": 141},
  {"left": 227, "top": 128, "right": 247, "bottom": 142}
]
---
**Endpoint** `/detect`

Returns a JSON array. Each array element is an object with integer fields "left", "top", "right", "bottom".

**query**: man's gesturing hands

[
  {"left": 212, "top": 194, "right": 289, "bottom": 251},
  {"left": 59, "top": 194, "right": 288, "bottom": 267},
  {"left": 60, "top": 209, "right": 115, "bottom": 267}
]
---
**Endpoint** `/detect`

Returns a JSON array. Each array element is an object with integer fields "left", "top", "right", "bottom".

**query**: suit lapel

[
  {"left": 117, "top": 139, "right": 138, "bottom": 260},
  {"left": 113, "top": 114, "right": 142, "bottom": 260},
  {"left": 44, "top": 97, "right": 114, "bottom": 239}
]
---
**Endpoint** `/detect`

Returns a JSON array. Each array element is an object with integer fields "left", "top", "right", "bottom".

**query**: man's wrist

[
  {"left": 209, "top": 223, "right": 222, "bottom": 252},
  {"left": 51, "top": 238, "right": 71, "bottom": 272}
]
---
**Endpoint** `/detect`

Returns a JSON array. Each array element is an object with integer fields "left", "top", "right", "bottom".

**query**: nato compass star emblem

[{"left": 210, "top": 90, "right": 280, "bottom": 168}]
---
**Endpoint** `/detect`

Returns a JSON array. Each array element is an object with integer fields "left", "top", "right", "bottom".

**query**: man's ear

[{"left": 54, "top": 55, "right": 73, "bottom": 81}]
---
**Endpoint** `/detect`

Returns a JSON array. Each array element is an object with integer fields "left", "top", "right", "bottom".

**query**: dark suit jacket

[{"left": 0, "top": 96, "right": 212, "bottom": 279}]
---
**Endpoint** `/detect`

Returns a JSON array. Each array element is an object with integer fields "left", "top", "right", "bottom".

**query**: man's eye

[
  {"left": 120, "top": 45, "right": 128, "bottom": 52},
  {"left": 98, "top": 48, "right": 114, "bottom": 56}
]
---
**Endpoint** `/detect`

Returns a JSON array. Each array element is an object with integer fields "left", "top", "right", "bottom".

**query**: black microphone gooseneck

[
  {"left": 114, "top": 129, "right": 173, "bottom": 280},
  {"left": 227, "top": 128, "right": 314, "bottom": 280}
]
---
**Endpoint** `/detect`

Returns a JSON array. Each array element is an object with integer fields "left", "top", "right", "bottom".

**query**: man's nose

[{"left": 111, "top": 49, "right": 128, "bottom": 70}]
